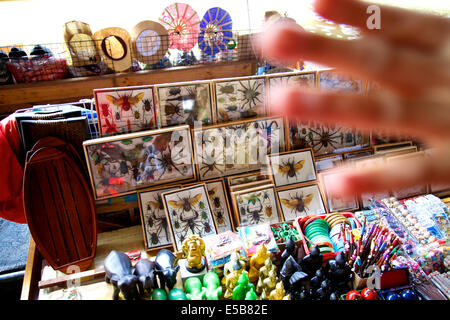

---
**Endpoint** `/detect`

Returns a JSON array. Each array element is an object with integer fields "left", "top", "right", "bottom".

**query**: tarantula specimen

[
  {"left": 238, "top": 80, "right": 263, "bottom": 110},
  {"left": 198, "top": 148, "right": 224, "bottom": 178},
  {"left": 308, "top": 125, "right": 344, "bottom": 154},
  {"left": 143, "top": 145, "right": 188, "bottom": 181}
]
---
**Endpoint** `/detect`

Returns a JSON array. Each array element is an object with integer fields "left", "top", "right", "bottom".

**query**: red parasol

[{"left": 159, "top": 2, "right": 200, "bottom": 51}]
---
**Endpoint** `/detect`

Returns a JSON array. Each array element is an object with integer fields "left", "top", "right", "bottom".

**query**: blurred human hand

[{"left": 257, "top": 0, "right": 450, "bottom": 197}]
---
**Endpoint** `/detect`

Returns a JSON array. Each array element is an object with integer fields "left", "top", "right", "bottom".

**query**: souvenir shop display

[{"left": 11, "top": 45, "right": 450, "bottom": 301}]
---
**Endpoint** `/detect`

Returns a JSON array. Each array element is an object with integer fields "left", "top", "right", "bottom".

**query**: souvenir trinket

[
  {"left": 104, "top": 250, "right": 139, "bottom": 300},
  {"left": 249, "top": 243, "right": 272, "bottom": 283},
  {"left": 203, "top": 271, "right": 222, "bottom": 300},
  {"left": 181, "top": 235, "right": 206, "bottom": 273},
  {"left": 154, "top": 249, "right": 180, "bottom": 291}
]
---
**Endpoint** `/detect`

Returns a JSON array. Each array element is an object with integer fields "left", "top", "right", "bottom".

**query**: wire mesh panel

[{"left": 0, "top": 29, "right": 257, "bottom": 85}]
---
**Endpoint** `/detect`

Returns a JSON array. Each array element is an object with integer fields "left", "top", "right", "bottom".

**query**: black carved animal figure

[
  {"left": 154, "top": 249, "right": 180, "bottom": 291},
  {"left": 133, "top": 259, "right": 157, "bottom": 296},
  {"left": 104, "top": 250, "right": 139, "bottom": 300}
]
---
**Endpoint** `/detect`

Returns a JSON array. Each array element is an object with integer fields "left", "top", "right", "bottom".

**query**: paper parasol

[
  {"left": 159, "top": 2, "right": 200, "bottom": 51},
  {"left": 198, "top": 7, "right": 233, "bottom": 56}
]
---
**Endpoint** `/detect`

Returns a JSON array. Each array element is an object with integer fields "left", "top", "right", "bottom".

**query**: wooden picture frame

[
  {"left": 226, "top": 171, "right": 271, "bottom": 187},
  {"left": 385, "top": 151, "right": 428, "bottom": 199},
  {"left": 229, "top": 179, "right": 274, "bottom": 193},
  {"left": 319, "top": 170, "right": 360, "bottom": 212},
  {"left": 230, "top": 184, "right": 282, "bottom": 227},
  {"left": 137, "top": 185, "right": 180, "bottom": 252},
  {"left": 212, "top": 75, "right": 267, "bottom": 123},
  {"left": 182, "top": 179, "right": 235, "bottom": 233},
  {"left": 155, "top": 80, "right": 214, "bottom": 128},
  {"left": 162, "top": 184, "right": 218, "bottom": 252},
  {"left": 315, "top": 154, "right": 344, "bottom": 173},
  {"left": 373, "top": 141, "right": 413, "bottom": 153},
  {"left": 94, "top": 85, "right": 158, "bottom": 137},
  {"left": 276, "top": 182, "right": 327, "bottom": 221},
  {"left": 192, "top": 116, "right": 287, "bottom": 180},
  {"left": 83, "top": 125, "right": 196, "bottom": 200},
  {"left": 267, "top": 148, "right": 317, "bottom": 188}
]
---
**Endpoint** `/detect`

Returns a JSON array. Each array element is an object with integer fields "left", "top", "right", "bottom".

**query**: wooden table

[{"left": 20, "top": 225, "right": 168, "bottom": 300}]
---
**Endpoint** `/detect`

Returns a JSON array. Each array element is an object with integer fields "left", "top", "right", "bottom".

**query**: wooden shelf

[{"left": 0, "top": 60, "right": 257, "bottom": 115}]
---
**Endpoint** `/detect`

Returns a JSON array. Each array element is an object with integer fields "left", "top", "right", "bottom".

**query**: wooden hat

[
  {"left": 93, "top": 27, "right": 132, "bottom": 72},
  {"left": 131, "top": 20, "right": 169, "bottom": 65}
]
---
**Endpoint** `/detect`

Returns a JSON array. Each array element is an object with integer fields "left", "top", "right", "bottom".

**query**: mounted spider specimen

[
  {"left": 198, "top": 149, "right": 224, "bottom": 177},
  {"left": 273, "top": 157, "right": 305, "bottom": 180},
  {"left": 144, "top": 145, "right": 187, "bottom": 180},
  {"left": 280, "top": 192, "right": 314, "bottom": 215},
  {"left": 238, "top": 80, "right": 263, "bottom": 109},
  {"left": 309, "top": 125, "right": 344, "bottom": 154}
]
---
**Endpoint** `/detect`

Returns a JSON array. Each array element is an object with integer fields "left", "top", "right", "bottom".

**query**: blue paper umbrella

[{"left": 198, "top": 7, "right": 233, "bottom": 56}]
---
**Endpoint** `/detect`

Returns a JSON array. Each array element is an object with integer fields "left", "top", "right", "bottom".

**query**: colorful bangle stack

[
  {"left": 271, "top": 223, "right": 301, "bottom": 244},
  {"left": 303, "top": 218, "right": 334, "bottom": 253}
]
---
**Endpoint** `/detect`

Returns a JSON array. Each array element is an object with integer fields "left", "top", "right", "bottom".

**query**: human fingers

[
  {"left": 324, "top": 149, "right": 450, "bottom": 197},
  {"left": 269, "top": 86, "right": 450, "bottom": 141},
  {"left": 313, "top": 0, "right": 450, "bottom": 52},
  {"left": 258, "top": 23, "right": 449, "bottom": 96}
]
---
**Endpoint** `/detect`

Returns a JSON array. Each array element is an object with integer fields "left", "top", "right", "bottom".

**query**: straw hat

[
  {"left": 131, "top": 20, "right": 169, "bottom": 65},
  {"left": 93, "top": 27, "right": 132, "bottom": 72}
]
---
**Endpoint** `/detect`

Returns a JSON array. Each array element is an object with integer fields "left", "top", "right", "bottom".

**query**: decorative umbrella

[
  {"left": 159, "top": 2, "right": 200, "bottom": 51},
  {"left": 198, "top": 7, "right": 233, "bottom": 57}
]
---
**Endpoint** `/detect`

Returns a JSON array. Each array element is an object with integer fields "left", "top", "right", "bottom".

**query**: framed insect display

[
  {"left": 155, "top": 80, "right": 214, "bottom": 127},
  {"left": 385, "top": 151, "right": 428, "bottom": 200},
  {"left": 425, "top": 149, "right": 450, "bottom": 194},
  {"left": 231, "top": 184, "right": 282, "bottom": 227},
  {"left": 276, "top": 183, "right": 327, "bottom": 221},
  {"left": 226, "top": 171, "right": 271, "bottom": 187},
  {"left": 83, "top": 125, "right": 196, "bottom": 200},
  {"left": 137, "top": 185, "right": 180, "bottom": 251},
  {"left": 318, "top": 70, "right": 363, "bottom": 93},
  {"left": 162, "top": 184, "right": 218, "bottom": 251},
  {"left": 319, "top": 170, "right": 360, "bottom": 212},
  {"left": 182, "top": 179, "right": 235, "bottom": 233},
  {"left": 267, "top": 71, "right": 317, "bottom": 103},
  {"left": 315, "top": 154, "right": 344, "bottom": 173},
  {"left": 373, "top": 141, "right": 413, "bottom": 153},
  {"left": 213, "top": 75, "right": 267, "bottom": 123},
  {"left": 267, "top": 148, "right": 317, "bottom": 188},
  {"left": 193, "top": 116, "right": 287, "bottom": 180},
  {"left": 288, "top": 120, "right": 369, "bottom": 156},
  {"left": 94, "top": 85, "right": 157, "bottom": 136}
]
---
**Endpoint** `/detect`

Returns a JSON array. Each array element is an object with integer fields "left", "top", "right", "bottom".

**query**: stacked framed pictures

[
  {"left": 83, "top": 125, "right": 196, "bottom": 200},
  {"left": 319, "top": 169, "right": 360, "bottom": 213}
]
